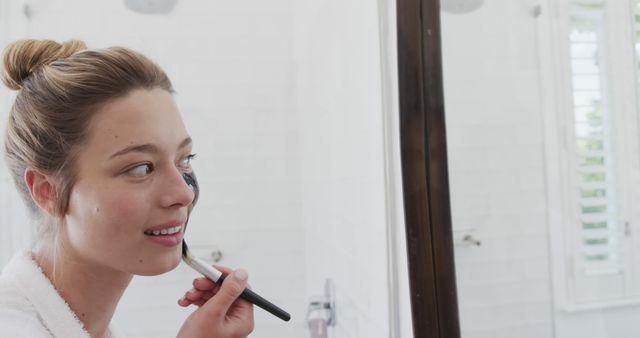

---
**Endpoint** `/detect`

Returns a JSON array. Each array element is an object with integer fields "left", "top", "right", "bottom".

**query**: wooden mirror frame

[{"left": 397, "top": 0, "right": 461, "bottom": 336}]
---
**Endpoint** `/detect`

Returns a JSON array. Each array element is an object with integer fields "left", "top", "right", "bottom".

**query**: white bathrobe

[{"left": 0, "top": 251, "right": 126, "bottom": 338}]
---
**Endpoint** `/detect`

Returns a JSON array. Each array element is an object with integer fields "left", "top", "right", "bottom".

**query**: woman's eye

[
  {"left": 127, "top": 163, "right": 154, "bottom": 177},
  {"left": 179, "top": 154, "right": 197, "bottom": 170}
]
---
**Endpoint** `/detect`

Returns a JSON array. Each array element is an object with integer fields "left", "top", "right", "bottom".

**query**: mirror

[
  {"left": 443, "top": 0, "right": 640, "bottom": 337},
  {"left": 0, "top": 0, "right": 412, "bottom": 337}
]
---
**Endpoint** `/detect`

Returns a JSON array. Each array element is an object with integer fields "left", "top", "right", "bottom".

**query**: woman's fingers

[
  {"left": 178, "top": 297, "right": 190, "bottom": 307},
  {"left": 179, "top": 265, "right": 243, "bottom": 308},
  {"left": 193, "top": 277, "right": 217, "bottom": 291},
  {"left": 200, "top": 269, "right": 250, "bottom": 318},
  {"left": 176, "top": 267, "right": 254, "bottom": 338},
  {"left": 188, "top": 288, "right": 202, "bottom": 299},
  {"left": 191, "top": 264, "right": 233, "bottom": 290},
  {"left": 178, "top": 269, "right": 251, "bottom": 315},
  {"left": 212, "top": 265, "right": 234, "bottom": 274},
  {"left": 178, "top": 288, "right": 207, "bottom": 306}
]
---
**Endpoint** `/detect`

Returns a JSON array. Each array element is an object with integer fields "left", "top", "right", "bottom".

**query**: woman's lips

[
  {"left": 144, "top": 224, "right": 183, "bottom": 236},
  {"left": 145, "top": 230, "right": 184, "bottom": 247},
  {"left": 144, "top": 219, "right": 185, "bottom": 233},
  {"left": 144, "top": 220, "right": 185, "bottom": 247}
]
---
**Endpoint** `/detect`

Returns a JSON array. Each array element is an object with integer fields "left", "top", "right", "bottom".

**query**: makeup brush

[{"left": 181, "top": 171, "right": 291, "bottom": 322}]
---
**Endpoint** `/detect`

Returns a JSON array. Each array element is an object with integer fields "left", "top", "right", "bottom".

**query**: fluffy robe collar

[{"left": 2, "top": 251, "right": 124, "bottom": 338}]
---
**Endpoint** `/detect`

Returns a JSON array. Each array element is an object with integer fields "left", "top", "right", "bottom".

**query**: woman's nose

[{"left": 160, "top": 167, "right": 196, "bottom": 208}]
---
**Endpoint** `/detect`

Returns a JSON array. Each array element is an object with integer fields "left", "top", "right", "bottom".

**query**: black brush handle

[
  {"left": 217, "top": 274, "right": 291, "bottom": 322},
  {"left": 183, "top": 171, "right": 290, "bottom": 321}
]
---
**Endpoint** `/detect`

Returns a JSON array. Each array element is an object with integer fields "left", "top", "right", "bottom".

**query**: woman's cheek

[{"left": 101, "top": 192, "right": 149, "bottom": 226}]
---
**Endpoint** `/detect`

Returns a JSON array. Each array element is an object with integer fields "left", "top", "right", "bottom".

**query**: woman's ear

[{"left": 24, "top": 168, "right": 58, "bottom": 216}]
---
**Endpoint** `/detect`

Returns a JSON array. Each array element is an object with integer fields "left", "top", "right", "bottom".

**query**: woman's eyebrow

[
  {"left": 109, "top": 143, "right": 158, "bottom": 159},
  {"left": 110, "top": 137, "right": 192, "bottom": 159},
  {"left": 178, "top": 137, "right": 192, "bottom": 150}
]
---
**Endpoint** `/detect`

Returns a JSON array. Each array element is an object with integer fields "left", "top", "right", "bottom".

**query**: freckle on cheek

[{"left": 139, "top": 259, "right": 143, "bottom": 263}]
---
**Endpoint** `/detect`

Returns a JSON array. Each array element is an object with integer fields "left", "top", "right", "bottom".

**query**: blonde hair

[{"left": 1, "top": 39, "right": 174, "bottom": 223}]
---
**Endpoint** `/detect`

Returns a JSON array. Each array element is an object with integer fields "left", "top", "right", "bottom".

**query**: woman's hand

[{"left": 177, "top": 266, "right": 254, "bottom": 338}]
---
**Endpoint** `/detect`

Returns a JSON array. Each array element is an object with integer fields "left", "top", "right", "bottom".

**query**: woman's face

[{"left": 63, "top": 88, "right": 195, "bottom": 276}]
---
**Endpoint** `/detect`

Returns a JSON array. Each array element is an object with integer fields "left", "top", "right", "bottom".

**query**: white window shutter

[{"left": 568, "top": 2, "right": 626, "bottom": 303}]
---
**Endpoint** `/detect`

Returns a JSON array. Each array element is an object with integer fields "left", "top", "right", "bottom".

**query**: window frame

[{"left": 539, "top": 0, "right": 640, "bottom": 311}]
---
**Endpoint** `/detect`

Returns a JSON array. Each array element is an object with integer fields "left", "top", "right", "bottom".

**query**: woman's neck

[{"left": 34, "top": 242, "right": 133, "bottom": 338}]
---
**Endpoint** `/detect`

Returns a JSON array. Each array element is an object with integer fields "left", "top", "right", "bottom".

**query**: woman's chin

[{"left": 134, "top": 252, "right": 182, "bottom": 276}]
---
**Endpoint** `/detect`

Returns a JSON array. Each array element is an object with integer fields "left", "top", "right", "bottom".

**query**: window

[
  {"left": 545, "top": 0, "right": 640, "bottom": 309},
  {"left": 569, "top": 3, "right": 621, "bottom": 278}
]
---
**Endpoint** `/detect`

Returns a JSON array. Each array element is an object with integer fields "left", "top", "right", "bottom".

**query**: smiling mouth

[{"left": 144, "top": 225, "right": 183, "bottom": 236}]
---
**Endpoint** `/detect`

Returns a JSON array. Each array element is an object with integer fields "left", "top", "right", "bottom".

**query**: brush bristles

[{"left": 181, "top": 240, "right": 193, "bottom": 263}]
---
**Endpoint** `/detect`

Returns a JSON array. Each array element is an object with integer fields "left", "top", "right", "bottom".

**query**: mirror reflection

[{"left": 444, "top": 0, "right": 640, "bottom": 337}]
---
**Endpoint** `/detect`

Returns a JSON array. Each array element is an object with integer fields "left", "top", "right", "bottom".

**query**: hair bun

[{"left": 1, "top": 39, "right": 87, "bottom": 90}]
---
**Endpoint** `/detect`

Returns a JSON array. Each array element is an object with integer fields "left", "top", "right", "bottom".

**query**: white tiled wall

[
  {"left": 3, "top": 0, "right": 396, "bottom": 337},
  {"left": 442, "top": 0, "right": 640, "bottom": 337},
  {"left": 293, "top": 1, "right": 391, "bottom": 337},
  {"left": 442, "top": 1, "right": 555, "bottom": 337},
  {"left": 0, "top": 0, "right": 32, "bottom": 269}
]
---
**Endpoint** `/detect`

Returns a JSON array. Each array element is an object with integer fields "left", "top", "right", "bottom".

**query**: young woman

[{"left": 0, "top": 39, "right": 254, "bottom": 337}]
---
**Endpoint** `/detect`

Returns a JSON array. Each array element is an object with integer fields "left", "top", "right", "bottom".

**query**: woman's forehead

[{"left": 86, "top": 89, "right": 190, "bottom": 155}]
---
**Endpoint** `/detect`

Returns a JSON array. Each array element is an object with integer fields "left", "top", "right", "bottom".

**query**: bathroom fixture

[
  {"left": 306, "top": 279, "right": 336, "bottom": 338},
  {"left": 461, "top": 234, "right": 481, "bottom": 246},
  {"left": 453, "top": 229, "right": 482, "bottom": 247},
  {"left": 182, "top": 244, "right": 224, "bottom": 264},
  {"left": 441, "top": 0, "right": 484, "bottom": 14},
  {"left": 124, "top": 0, "right": 177, "bottom": 14}
]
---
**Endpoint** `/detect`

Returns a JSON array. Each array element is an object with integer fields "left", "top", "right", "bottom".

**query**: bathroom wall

[
  {"left": 294, "top": 1, "right": 392, "bottom": 337},
  {"left": 443, "top": 0, "right": 640, "bottom": 338},
  {"left": 0, "top": 0, "right": 32, "bottom": 269},
  {"left": 0, "top": 0, "right": 402, "bottom": 337},
  {"left": 442, "top": 1, "right": 555, "bottom": 337}
]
